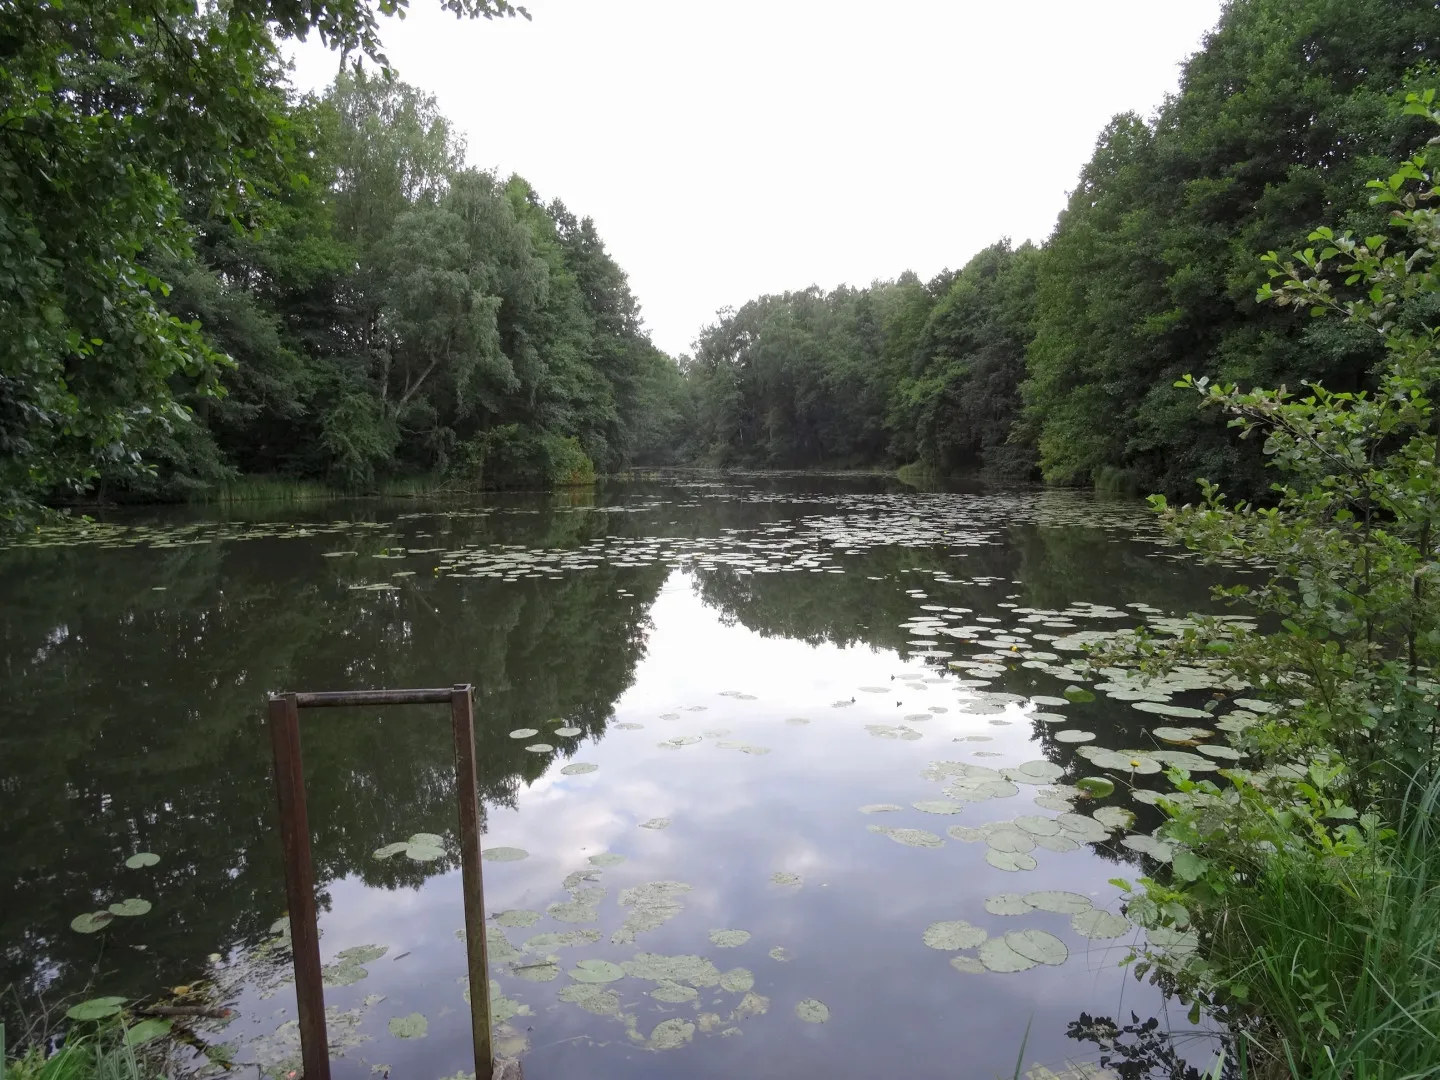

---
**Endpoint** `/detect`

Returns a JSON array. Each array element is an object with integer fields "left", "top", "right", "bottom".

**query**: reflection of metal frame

[{"left": 267, "top": 686, "right": 492, "bottom": 1080}]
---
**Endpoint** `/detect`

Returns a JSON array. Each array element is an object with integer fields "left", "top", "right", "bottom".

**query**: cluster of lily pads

[{"left": 70, "top": 851, "right": 160, "bottom": 934}]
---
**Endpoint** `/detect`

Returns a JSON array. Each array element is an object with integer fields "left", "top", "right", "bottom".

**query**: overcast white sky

[{"left": 286, "top": 0, "right": 1224, "bottom": 357}]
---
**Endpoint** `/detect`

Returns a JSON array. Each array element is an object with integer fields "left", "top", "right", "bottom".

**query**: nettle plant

[{"left": 1150, "top": 93, "right": 1440, "bottom": 802}]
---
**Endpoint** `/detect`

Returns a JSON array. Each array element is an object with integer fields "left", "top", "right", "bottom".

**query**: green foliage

[
  {"left": 1021, "top": 0, "right": 1439, "bottom": 499},
  {"left": 1111, "top": 102, "right": 1440, "bottom": 1078},
  {"left": 0, "top": 0, "right": 531, "bottom": 526}
]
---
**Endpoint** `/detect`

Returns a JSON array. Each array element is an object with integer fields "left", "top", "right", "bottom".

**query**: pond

[{"left": 0, "top": 475, "right": 1249, "bottom": 1079}]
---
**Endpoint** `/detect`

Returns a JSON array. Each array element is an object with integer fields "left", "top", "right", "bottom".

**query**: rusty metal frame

[{"left": 267, "top": 685, "right": 491, "bottom": 1080}]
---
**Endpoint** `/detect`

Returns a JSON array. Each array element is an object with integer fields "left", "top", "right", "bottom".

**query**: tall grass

[
  {"left": 1213, "top": 777, "right": 1440, "bottom": 1079},
  {"left": 191, "top": 473, "right": 455, "bottom": 505},
  {"left": 5, "top": 1029, "right": 158, "bottom": 1080}
]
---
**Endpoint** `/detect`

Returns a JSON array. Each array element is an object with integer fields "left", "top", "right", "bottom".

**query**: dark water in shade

[{"left": 0, "top": 475, "right": 1235, "bottom": 1079}]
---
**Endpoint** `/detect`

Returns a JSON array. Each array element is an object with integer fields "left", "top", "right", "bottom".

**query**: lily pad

[
  {"left": 1132, "top": 701, "right": 1211, "bottom": 719},
  {"left": 912, "top": 799, "right": 966, "bottom": 815},
  {"left": 709, "top": 929, "right": 751, "bottom": 948},
  {"left": 639, "top": 818, "right": 671, "bottom": 830},
  {"left": 1122, "top": 833, "right": 1176, "bottom": 862},
  {"left": 1075, "top": 777, "right": 1115, "bottom": 798},
  {"left": 651, "top": 981, "right": 699, "bottom": 1003},
  {"left": 868, "top": 825, "right": 944, "bottom": 848},
  {"left": 795, "top": 998, "right": 830, "bottom": 1024},
  {"left": 589, "top": 853, "right": 626, "bottom": 867},
  {"left": 1093, "top": 806, "right": 1136, "bottom": 831},
  {"left": 124, "top": 853, "right": 160, "bottom": 869},
  {"left": 658, "top": 736, "right": 702, "bottom": 749},
  {"left": 771, "top": 872, "right": 802, "bottom": 888},
  {"left": 558, "top": 983, "right": 620, "bottom": 1016},
  {"left": 1004, "top": 929, "right": 1068, "bottom": 966},
  {"left": 524, "top": 743, "right": 554, "bottom": 753},
  {"left": 512, "top": 958, "right": 561, "bottom": 982},
  {"left": 859, "top": 804, "right": 903, "bottom": 814},
  {"left": 555, "top": 727, "right": 582, "bottom": 737},
  {"left": 569, "top": 959, "right": 625, "bottom": 983},
  {"left": 561, "top": 763, "right": 598, "bottom": 775},
  {"left": 985, "top": 829, "right": 1036, "bottom": 854},
  {"left": 1198, "top": 744, "right": 1243, "bottom": 760},
  {"left": 70, "top": 911, "right": 114, "bottom": 934},
  {"left": 649, "top": 1018, "right": 696, "bottom": 1050},
  {"left": 66, "top": 996, "right": 126, "bottom": 1021},
  {"left": 984, "top": 893, "right": 1032, "bottom": 916},
  {"left": 387, "top": 1013, "right": 428, "bottom": 1039},
  {"left": 508, "top": 728, "right": 539, "bottom": 739},
  {"left": 979, "top": 936, "right": 1038, "bottom": 972},
  {"left": 106, "top": 897, "right": 151, "bottom": 917},
  {"left": 1013, "top": 814, "right": 1061, "bottom": 837},
  {"left": 1071, "top": 909, "right": 1132, "bottom": 939},
  {"left": 494, "top": 909, "right": 542, "bottom": 929},
  {"left": 720, "top": 968, "right": 755, "bottom": 993},
  {"left": 950, "top": 955, "right": 986, "bottom": 974},
  {"left": 1023, "top": 890, "right": 1092, "bottom": 914},
  {"left": 1063, "top": 686, "right": 1096, "bottom": 704},
  {"left": 985, "top": 849, "right": 1038, "bottom": 871},
  {"left": 482, "top": 847, "right": 529, "bottom": 863},
  {"left": 1054, "top": 729, "right": 1096, "bottom": 744},
  {"left": 923, "top": 920, "right": 988, "bottom": 950}
]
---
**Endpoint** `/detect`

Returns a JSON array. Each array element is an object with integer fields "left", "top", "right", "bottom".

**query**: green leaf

[
  {"left": 124, "top": 1018, "right": 173, "bottom": 1046},
  {"left": 124, "top": 852, "right": 160, "bottom": 869},
  {"left": 108, "top": 898, "right": 152, "bottom": 917},
  {"left": 67, "top": 996, "right": 126, "bottom": 1021},
  {"left": 70, "top": 911, "right": 115, "bottom": 934}
]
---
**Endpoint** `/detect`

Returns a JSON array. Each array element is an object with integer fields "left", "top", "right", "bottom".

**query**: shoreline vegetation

[{"left": 7, "top": 0, "right": 1440, "bottom": 1078}]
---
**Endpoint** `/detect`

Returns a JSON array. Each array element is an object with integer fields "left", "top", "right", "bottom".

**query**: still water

[{"left": 0, "top": 475, "right": 1239, "bottom": 1079}]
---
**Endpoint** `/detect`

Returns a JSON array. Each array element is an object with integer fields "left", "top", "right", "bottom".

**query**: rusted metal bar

[
  {"left": 267, "top": 693, "right": 330, "bottom": 1080},
  {"left": 293, "top": 688, "right": 454, "bottom": 708},
  {"left": 451, "top": 684, "right": 494, "bottom": 1072}
]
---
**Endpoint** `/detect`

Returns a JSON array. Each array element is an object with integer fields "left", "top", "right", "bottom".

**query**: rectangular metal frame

[{"left": 268, "top": 685, "right": 491, "bottom": 1080}]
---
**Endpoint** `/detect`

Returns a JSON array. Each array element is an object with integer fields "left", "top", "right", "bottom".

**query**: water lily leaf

[
  {"left": 1198, "top": 744, "right": 1243, "bottom": 760},
  {"left": 373, "top": 842, "right": 409, "bottom": 860},
  {"left": 709, "top": 929, "right": 751, "bottom": 948},
  {"left": 769, "top": 946, "right": 793, "bottom": 961},
  {"left": 561, "top": 762, "right": 598, "bottom": 775},
  {"left": 912, "top": 799, "right": 966, "bottom": 815},
  {"left": 70, "top": 911, "right": 114, "bottom": 934},
  {"left": 651, "top": 981, "right": 699, "bottom": 1003},
  {"left": 859, "top": 804, "right": 903, "bottom": 814},
  {"left": 1132, "top": 701, "right": 1211, "bottom": 719},
  {"left": 985, "top": 829, "right": 1036, "bottom": 854},
  {"left": 1054, "top": 729, "right": 1096, "bottom": 744},
  {"left": 67, "top": 996, "right": 126, "bottom": 1021},
  {"left": 979, "top": 936, "right": 1038, "bottom": 972},
  {"left": 639, "top": 818, "right": 670, "bottom": 830},
  {"left": 569, "top": 959, "right": 625, "bottom": 983},
  {"left": 387, "top": 1013, "right": 428, "bottom": 1039},
  {"left": 405, "top": 844, "right": 444, "bottom": 862},
  {"left": 108, "top": 898, "right": 151, "bottom": 917},
  {"left": 1004, "top": 929, "right": 1068, "bottom": 966},
  {"left": 616, "top": 722, "right": 645, "bottom": 730},
  {"left": 1057, "top": 813, "right": 1110, "bottom": 842},
  {"left": 1093, "top": 806, "right": 1136, "bottom": 831},
  {"left": 482, "top": 847, "right": 529, "bottom": 862},
  {"left": 555, "top": 727, "right": 582, "bottom": 737},
  {"left": 1035, "top": 833, "right": 1081, "bottom": 852},
  {"left": 558, "top": 983, "right": 619, "bottom": 1016},
  {"left": 494, "top": 909, "right": 542, "bottom": 929},
  {"left": 1122, "top": 833, "right": 1175, "bottom": 862},
  {"left": 923, "top": 920, "right": 988, "bottom": 950},
  {"left": 512, "top": 958, "right": 561, "bottom": 982},
  {"left": 1022, "top": 891, "right": 1092, "bottom": 914},
  {"left": 648, "top": 1018, "right": 696, "bottom": 1050},
  {"left": 985, "top": 849, "right": 1037, "bottom": 871},
  {"left": 1063, "top": 686, "right": 1096, "bottom": 704},
  {"left": 338, "top": 944, "right": 388, "bottom": 964},
  {"left": 523, "top": 929, "right": 600, "bottom": 951},
  {"left": 1075, "top": 777, "right": 1115, "bottom": 798},
  {"left": 589, "top": 853, "right": 626, "bottom": 867},
  {"left": 950, "top": 955, "right": 986, "bottom": 974},
  {"left": 508, "top": 728, "right": 539, "bottom": 739},
  {"left": 1013, "top": 814, "right": 1061, "bottom": 837},
  {"left": 123, "top": 1018, "right": 172, "bottom": 1046},
  {"left": 524, "top": 743, "right": 554, "bottom": 753},
  {"left": 720, "top": 968, "right": 755, "bottom": 993},
  {"left": 984, "top": 893, "right": 1032, "bottom": 915},
  {"left": 770, "top": 872, "right": 802, "bottom": 888},
  {"left": 658, "top": 736, "right": 702, "bottom": 749},
  {"left": 1071, "top": 909, "right": 1131, "bottom": 939},
  {"left": 868, "top": 825, "right": 944, "bottom": 848},
  {"left": 1029, "top": 696, "right": 1070, "bottom": 707},
  {"left": 124, "top": 853, "right": 159, "bottom": 869},
  {"left": 785, "top": 717, "right": 811, "bottom": 725},
  {"left": 622, "top": 952, "right": 720, "bottom": 985},
  {"left": 796, "top": 998, "right": 830, "bottom": 1023}
]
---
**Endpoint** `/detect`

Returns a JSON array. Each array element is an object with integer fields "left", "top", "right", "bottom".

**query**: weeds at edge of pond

[{"left": 3, "top": 1024, "right": 167, "bottom": 1080}]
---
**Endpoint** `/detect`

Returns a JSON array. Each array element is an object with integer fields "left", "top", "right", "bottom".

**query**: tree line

[
  {"left": 681, "top": 0, "right": 1440, "bottom": 500},
  {"left": 2, "top": 0, "right": 689, "bottom": 524}
]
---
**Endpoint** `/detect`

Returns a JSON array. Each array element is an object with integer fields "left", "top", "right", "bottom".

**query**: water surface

[{"left": 0, "top": 476, "right": 1238, "bottom": 1078}]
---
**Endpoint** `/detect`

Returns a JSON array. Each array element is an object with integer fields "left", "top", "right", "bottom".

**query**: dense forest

[
  {"left": 683, "top": 0, "right": 1440, "bottom": 499},
  {"left": 7, "top": 0, "right": 1440, "bottom": 523}
]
